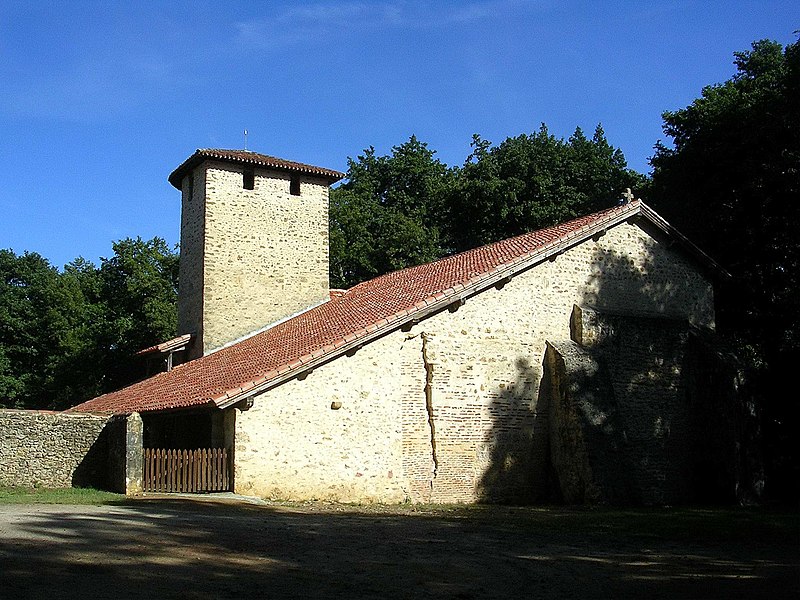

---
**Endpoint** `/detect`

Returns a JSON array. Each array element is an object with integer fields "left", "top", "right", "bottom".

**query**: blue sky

[{"left": 0, "top": 1, "right": 796, "bottom": 268}]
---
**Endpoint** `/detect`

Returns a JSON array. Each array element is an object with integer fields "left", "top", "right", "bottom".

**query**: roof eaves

[
  {"left": 637, "top": 203, "right": 730, "bottom": 279},
  {"left": 168, "top": 149, "right": 345, "bottom": 189},
  {"left": 134, "top": 334, "right": 193, "bottom": 357}
]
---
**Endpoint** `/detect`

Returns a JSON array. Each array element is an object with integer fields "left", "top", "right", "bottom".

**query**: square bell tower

[{"left": 169, "top": 149, "right": 344, "bottom": 358}]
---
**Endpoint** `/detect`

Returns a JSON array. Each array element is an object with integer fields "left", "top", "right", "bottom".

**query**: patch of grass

[{"left": 0, "top": 486, "right": 126, "bottom": 505}]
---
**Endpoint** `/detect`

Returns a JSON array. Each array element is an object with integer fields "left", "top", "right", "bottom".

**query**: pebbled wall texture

[{"left": 234, "top": 217, "right": 716, "bottom": 504}]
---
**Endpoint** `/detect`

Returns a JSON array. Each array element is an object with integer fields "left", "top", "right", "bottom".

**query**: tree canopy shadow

[
  {"left": 0, "top": 499, "right": 795, "bottom": 600},
  {"left": 475, "top": 232, "right": 762, "bottom": 507}
]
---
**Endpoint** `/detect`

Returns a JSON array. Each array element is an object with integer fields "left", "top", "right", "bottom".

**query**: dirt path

[{"left": 1, "top": 498, "right": 797, "bottom": 599}]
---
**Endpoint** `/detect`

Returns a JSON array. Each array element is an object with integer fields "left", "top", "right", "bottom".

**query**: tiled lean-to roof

[
  {"left": 68, "top": 200, "right": 723, "bottom": 416},
  {"left": 134, "top": 334, "right": 193, "bottom": 357},
  {"left": 168, "top": 149, "right": 345, "bottom": 188}
]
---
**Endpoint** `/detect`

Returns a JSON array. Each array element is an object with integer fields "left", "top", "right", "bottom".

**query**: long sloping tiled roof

[
  {"left": 68, "top": 201, "right": 721, "bottom": 416},
  {"left": 168, "top": 149, "right": 345, "bottom": 189}
]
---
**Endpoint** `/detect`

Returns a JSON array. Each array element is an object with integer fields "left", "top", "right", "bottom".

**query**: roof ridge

[{"left": 346, "top": 202, "right": 631, "bottom": 292}]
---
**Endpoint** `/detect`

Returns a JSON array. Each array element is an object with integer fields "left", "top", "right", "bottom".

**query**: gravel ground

[{"left": 0, "top": 497, "right": 797, "bottom": 599}]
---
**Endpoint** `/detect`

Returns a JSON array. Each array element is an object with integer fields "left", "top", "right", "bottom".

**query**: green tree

[
  {"left": 0, "top": 237, "right": 178, "bottom": 410},
  {"left": 0, "top": 250, "right": 90, "bottom": 409},
  {"left": 330, "top": 136, "right": 457, "bottom": 287},
  {"left": 95, "top": 237, "right": 179, "bottom": 391},
  {"left": 449, "top": 124, "right": 645, "bottom": 251},
  {"left": 649, "top": 37, "right": 800, "bottom": 501}
]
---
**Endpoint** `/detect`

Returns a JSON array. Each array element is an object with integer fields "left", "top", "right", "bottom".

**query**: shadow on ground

[{"left": 0, "top": 498, "right": 797, "bottom": 599}]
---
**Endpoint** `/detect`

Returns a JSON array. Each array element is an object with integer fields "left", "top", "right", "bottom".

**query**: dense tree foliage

[
  {"left": 331, "top": 126, "right": 643, "bottom": 287},
  {"left": 0, "top": 238, "right": 178, "bottom": 410},
  {"left": 449, "top": 125, "right": 646, "bottom": 251},
  {"left": 330, "top": 136, "right": 457, "bottom": 288},
  {"left": 649, "top": 37, "right": 799, "bottom": 501}
]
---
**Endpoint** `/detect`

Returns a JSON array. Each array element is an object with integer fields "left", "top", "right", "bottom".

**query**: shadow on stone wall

[
  {"left": 541, "top": 338, "right": 638, "bottom": 505},
  {"left": 475, "top": 239, "right": 761, "bottom": 505},
  {"left": 71, "top": 425, "right": 111, "bottom": 488},
  {"left": 475, "top": 357, "right": 550, "bottom": 504},
  {"left": 72, "top": 415, "right": 136, "bottom": 493}
]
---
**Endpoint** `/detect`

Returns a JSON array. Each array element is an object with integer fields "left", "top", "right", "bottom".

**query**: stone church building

[{"left": 70, "top": 148, "right": 753, "bottom": 505}]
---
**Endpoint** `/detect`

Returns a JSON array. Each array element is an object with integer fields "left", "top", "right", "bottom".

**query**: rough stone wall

[
  {"left": 236, "top": 219, "right": 715, "bottom": 503},
  {"left": 0, "top": 410, "right": 111, "bottom": 488},
  {"left": 177, "top": 167, "right": 206, "bottom": 358},
  {"left": 543, "top": 340, "right": 634, "bottom": 505},
  {"left": 548, "top": 306, "right": 758, "bottom": 506},
  {"left": 197, "top": 161, "right": 330, "bottom": 355},
  {"left": 571, "top": 307, "right": 694, "bottom": 504},
  {"left": 234, "top": 331, "right": 414, "bottom": 502}
]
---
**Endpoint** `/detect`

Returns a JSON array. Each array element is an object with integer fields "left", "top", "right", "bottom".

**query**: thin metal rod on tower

[{"left": 244, "top": 129, "right": 248, "bottom": 151}]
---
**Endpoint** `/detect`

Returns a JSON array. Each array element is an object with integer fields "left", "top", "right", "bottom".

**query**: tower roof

[{"left": 168, "top": 149, "right": 345, "bottom": 189}]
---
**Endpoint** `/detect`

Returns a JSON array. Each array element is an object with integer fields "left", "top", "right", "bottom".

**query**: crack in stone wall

[{"left": 420, "top": 332, "right": 439, "bottom": 486}]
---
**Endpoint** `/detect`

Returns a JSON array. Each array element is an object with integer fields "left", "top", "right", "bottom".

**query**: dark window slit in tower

[
  {"left": 290, "top": 175, "right": 301, "bottom": 196},
  {"left": 243, "top": 169, "right": 255, "bottom": 190}
]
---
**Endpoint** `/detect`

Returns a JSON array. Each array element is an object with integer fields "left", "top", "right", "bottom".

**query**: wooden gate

[{"left": 143, "top": 448, "right": 232, "bottom": 493}]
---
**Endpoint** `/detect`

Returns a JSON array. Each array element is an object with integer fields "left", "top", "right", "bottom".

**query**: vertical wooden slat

[
  {"left": 189, "top": 450, "right": 197, "bottom": 492},
  {"left": 164, "top": 449, "right": 170, "bottom": 493},
  {"left": 156, "top": 448, "right": 167, "bottom": 492},
  {"left": 161, "top": 448, "right": 166, "bottom": 492},
  {"left": 147, "top": 448, "right": 152, "bottom": 492},
  {"left": 218, "top": 449, "right": 223, "bottom": 491},
  {"left": 169, "top": 449, "right": 176, "bottom": 493},
  {"left": 182, "top": 449, "right": 189, "bottom": 493},
  {"left": 218, "top": 448, "right": 222, "bottom": 491},
  {"left": 222, "top": 448, "right": 228, "bottom": 491},
  {"left": 142, "top": 446, "right": 233, "bottom": 493},
  {"left": 176, "top": 449, "right": 181, "bottom": 492},
  {"left": 178, "top": 449, "right": 183, "bottom": 493},
  {"left": 223, "top": 448, "right": 228, "bottom": 491},
  {"left": 202, "top": 448, "right": 208, "bottom": 490},
  {"left": 148, "top": 448, "right": 154, "bottom": 492},
  {"left": 208, "top": 448, "right": 213, "bottom": 490},
  {"left": 160, "top": 448, "right": 166, "bottom": 492},
  {"left": 150, "top": 448, "right": 155, "bottom": 492},
  {"left": 194, "top": 449, "right": 200, "bottom": 493},
  {"left": 143, "top": 448, "right": 148, "bottom": 491},
  {"left": 213, "top": 449, "right": 219, "bottom": 491},
  {"left": 222, "top": 448, "right": 227, "bottom": 491}
]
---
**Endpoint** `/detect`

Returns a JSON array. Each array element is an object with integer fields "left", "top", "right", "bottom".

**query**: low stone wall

[{"left": 0, "top": 409, "right": 111, "bottom": 488}]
